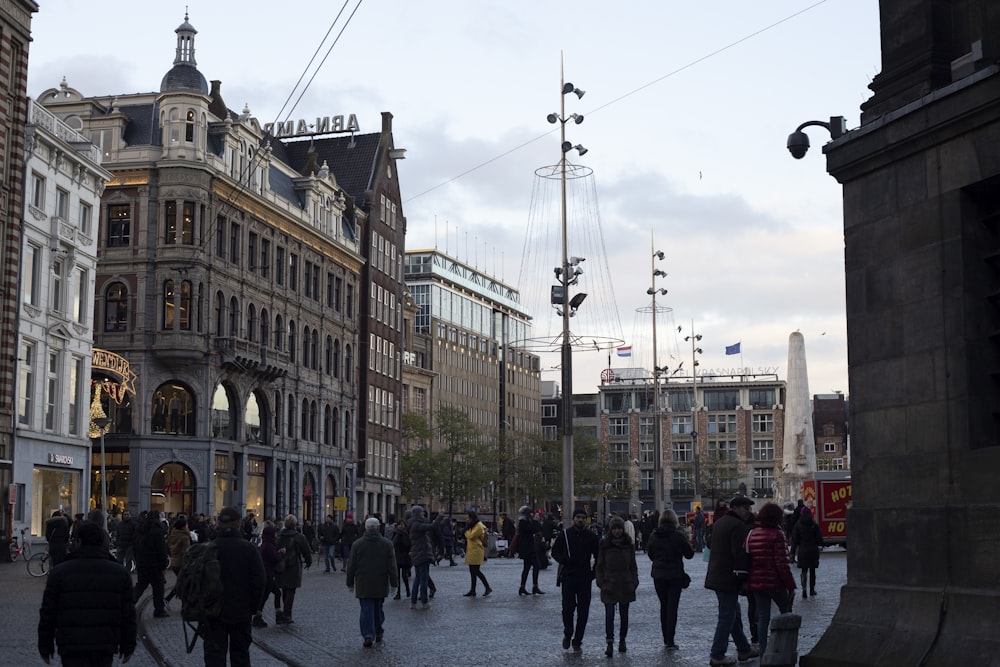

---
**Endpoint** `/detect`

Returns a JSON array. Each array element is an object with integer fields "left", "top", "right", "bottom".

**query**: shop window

[
  {"left": 151, "top": 382, "right": 195, "bottom": 435},
  {"left": 245, "top": 391, "right": 266, "bottom": 444},
  {"left": 211, "top": 383, "right": 235, "bottom": 439},
  {"left": 150, "top": 462, "right": 194, "bottom": 516}
]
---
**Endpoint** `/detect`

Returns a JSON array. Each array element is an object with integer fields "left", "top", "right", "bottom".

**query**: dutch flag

[{"left": 616, "top": 346, "right": 632, "bottom": 358}]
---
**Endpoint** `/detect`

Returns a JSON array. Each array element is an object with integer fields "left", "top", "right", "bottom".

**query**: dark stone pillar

[{"left": 803, "top": 3, "right": 1000, "bottom": 665}]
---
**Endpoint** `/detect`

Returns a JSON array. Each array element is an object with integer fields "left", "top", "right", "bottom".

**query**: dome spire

[{"left": 174, "top": 10, "right": 198, "bottom": 67}]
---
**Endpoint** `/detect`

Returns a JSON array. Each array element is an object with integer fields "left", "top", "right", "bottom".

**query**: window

[
  {"left": 107, "top": 205, "right": 131, "bottom": 247},
  {"left": 289, "top": 254, "right": 298, "bottom": 291},
  {"left": 707, "top": 413, "right": 736, "bottom": 434},
  {"left": 609, "top": 441, "right": 629, "bottom": 464},
  {"left": 668, "top": 391, "right": 693, "bottom": 412},
  {"left": 641, "top": 469, "right": 654, "bottom": 492},
  {"left": 752, "top": 413, "right": 774, "bottom": 433},
  {"left": 672, "top": 440, "right": 692, "bottom": 462},
  {"left": 73, "top": 268, "right": 88, "bottom": 324},
  {"left": 276, "top": 247, "right": 285, "bottom": 285},
  {"left": 709, "top": 439, "right": 738, "bottom": 461},
  {"left": 608, "top": 417, "right": 629, "bottom": 437},
  {"left": 18, "top": 341, "right": 34, "bottom": 425},
  {"left": 30, "top": 172, "right": 44, "bottom": 209},
  {"left": 181, "top": 202, "right": 194, "bottom": 244},
  {"left": 229, "top": 297, "right": 239, "bottom": 337},
  {"left": 163, "top": 280, "right": 176, "bottom": 329},
  {"left": 165, "top": 201, "right": 178, "bottom": 244},
  {"left": 613, "top": 469, "right": 629, "bottom": 493},
  {"left": 639, "top": 417, "right": 655, "bottom": 436},
  {"left": 824, "top": 441, "right": 837, "bottom": 453},
  {"left": 45, "top": 351, "right": 59, "bottom": 430},
  {"left": 215, "top": 216, "right": 226, "bottom": 258},
  {"left": 51, "top": 260, "right": 64, "bottom": 313},
  {"left": 179, "top": 281, "right": 192, "bottom": 330},
  {"left": 22, "top": 244, "right": 40, "bottom": 306},
  {"left": 541, "top": 425, "right": 557, "bottom": 440},
  {"left": 671, "top": 414, "right": 691, "bottom": 435},
  {"left": 248, "top": 233, "right": 257, "bottom": 271},
  {"left": 346, "top": 285, "right": 354, "bottom": 319},
  {"left": 79, "top": 202, "right": 92, "bottom": 236},
  {"left": 704, "top": 389, "right": 739, "bottom": 411},
  {"left": 68, "top": 357, "right": 83, "bottom": 436},
  {"left": 105, "top": 283, "right": 128, "bottom": 331},
  {"left": 152, "top": 382, "right": 195, "bottom": 435},
  {"left": 754, "top": 467, "right": 775, "bottom": 491},
  {"left": 749, "top": 388, "right": 776, "bottom": 409},
  {"left": 288, "top": 320, "right": 296, "bottom": 362},
  {"left": 542, "top": 404, "right": 557, "bottom": 418},
  {"left": 604, "top": 392, "right": 631, "bottom": 413},
  {"left": 229, "top": 223, "right": 241, "bottom": 264},
  {"left": 55, "top": 188, "right": 69, "bottom": 219},
  {"left": 639, "top": 440, "right": 654, "bottom": 464},
  {"left": 672, "top": 468, "right": 693, "bottom": 492},
  {"left": 185, "top": 110, "right": 195, "bottom": 142},
  {"left": 753, "top": 439, "right": 774, "bottom": 461},
  {"left": 260, "top": 238, "right": 270, "bottom": 278}
]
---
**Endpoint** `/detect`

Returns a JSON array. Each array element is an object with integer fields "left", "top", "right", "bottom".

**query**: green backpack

[{"left": 176, "top": 541, "right": 224, "bottom": 652}]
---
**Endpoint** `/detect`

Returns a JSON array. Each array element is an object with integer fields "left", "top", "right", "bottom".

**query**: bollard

[{"left": 761, "top": 612, "right": 801, "bottom": 666}]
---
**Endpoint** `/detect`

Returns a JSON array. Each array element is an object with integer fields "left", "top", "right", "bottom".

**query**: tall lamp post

[
  {"left": 647, "top": 239, "right": 668, "bottom": 513},
  {"left": 547, "top": 60, "right": 587, "bottom": 517},
  {"left": 684, "top": 325, "right": 703, "bottom": 509},
  {"left": 89, "top": 385, "right": 112, "bottom": 530}
]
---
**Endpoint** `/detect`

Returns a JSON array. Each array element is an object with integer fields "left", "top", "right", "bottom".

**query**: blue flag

[{"left": 725, "top": 342, "right": 741, "bottom": 355}]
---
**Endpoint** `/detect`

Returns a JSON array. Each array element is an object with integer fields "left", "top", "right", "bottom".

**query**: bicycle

[
  {"left": 8, "top": 527, "right": 31, "bottom": 562},
  {"left": 27, "top": 551, "right": 50, "bottom": 577}
]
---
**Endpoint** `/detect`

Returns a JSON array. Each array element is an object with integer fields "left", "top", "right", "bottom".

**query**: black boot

[
  {"left": 532, "top": 586, "right": 546, "bottom": 594},
  {"left": 619, "top": 639, "right": 627, "bottom": 653},
  {"left": 605, "top": 642, "right": 614, "bottom": 657},
  {"left": 518, "top": 586, "right": 528, "bottom": 595}
]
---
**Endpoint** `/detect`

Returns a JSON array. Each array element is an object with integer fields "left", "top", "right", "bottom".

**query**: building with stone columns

[{"left": 802, "top": 2, "right": 1000, "bottom": 664}]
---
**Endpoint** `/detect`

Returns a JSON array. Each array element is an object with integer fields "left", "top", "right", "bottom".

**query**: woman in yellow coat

[{"left": 463, "top": 511, "right": 493, "bottom": 597}]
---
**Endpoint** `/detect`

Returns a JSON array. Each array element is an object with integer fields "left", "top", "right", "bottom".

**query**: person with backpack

[
  {"left": 199, "top": 506, "right": 265, "bottom": 667},
  {"left": 133, "top": 510, "right": 170, "bottom": 618},
  {"left": 346, "top": 517, "right": 398, "bottom": 647},
  {"left": 274, "top": 514, "right": 312, "bottom": 624}
]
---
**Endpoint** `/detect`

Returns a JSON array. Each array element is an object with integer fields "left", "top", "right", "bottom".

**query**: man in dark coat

[
  {"left": 114, "top": 510, "right": 137, "bottom": 569},
  {"left": 38, "top": 521, "right": 136, "bottom": 666},
  {"left": 340, "top": 513, "right": 362, "bottom": 563},
  {"left": 132, "top": 511, "right": 169, "bottom": 617},
  {"left": 318, "top": 514, "right": 342, "bottom": 573},
  {"left": 204, "top": 506, "right": 266, "bottom": 667},
  {"left": 705, "top": 496, "right": 759, "bottom": 666},
  {"left": 44, "top": 510, "right": 71, "bottom": 567},
  {"left": 346, "top": 517, "right": 398, "bottom": 647},
  {"left": 551, "top": 508, "right": 600, "bottom": 652}
]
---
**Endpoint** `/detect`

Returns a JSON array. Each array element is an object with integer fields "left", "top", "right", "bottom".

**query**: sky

[{"left": 26, "top": 1, "right": 882, "bottom": 397}]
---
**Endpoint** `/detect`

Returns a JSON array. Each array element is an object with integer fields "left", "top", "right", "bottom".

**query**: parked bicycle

[
  {"left": 8, "top": 527, "right": 31, "bottom": 562},
  {"left": 27, "top": 551, "right": 49, "bottom": 577}
]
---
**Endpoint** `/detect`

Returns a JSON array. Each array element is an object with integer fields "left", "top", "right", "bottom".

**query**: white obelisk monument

[{"left": 782, "top": 331, "right": 816, "bottom": 502}]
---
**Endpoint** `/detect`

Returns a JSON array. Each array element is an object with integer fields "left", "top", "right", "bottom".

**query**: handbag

[{"left": 681, "top": 571, "right": 691, "bottom": 589}]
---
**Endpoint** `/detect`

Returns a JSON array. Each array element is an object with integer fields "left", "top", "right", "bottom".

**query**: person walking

[
  {"left": 646, "top": 509, "right": 695, "bottom": 650},
  {"left": 791, "top": 506, "right": 823, "bottom": 598},
  {"left": 705, "top": 496, "right": 760, "bottom": 666},
  {"left": 516, "top": 506, "right": 544, "bottom": 595},
  {"left": 439, "top": 515, "right": 457, "bottom": 566},
  {"left": 203, "top": 507, "right": 266, "bottom": 667},
  {"left": 595, "top": 516, "right": 639, "bottom": 656},
  {"left": 391, "top": 518, "right": 412, "bottom": 600},
  {"left": 253, "top": 524, "right": 283, "bottom": 628},
  {"left": 113, "top": 509, "right": 137, "bottom": 570},
  {"left": 164, "top": 516, "right": 192, "bottom": 603},
  {"left": 274, "top": 514, "right": 313, "bottom": 624},
  {"left": 462, "top": 510, "right": 493, "bottom": 597},
  {"left": 407, "top": 506, "right": 434, "bottom": 609},
  {"left": 746, "top": 502, "right": 796, "bottom": 655},
  {"left": 318, "top": 514, "right": 342, "bottom": 573},
  {"left": 132, "top": 510, "right": 169, "bottom": 618},
  {"left": 551, "top": 508, "right": 600, "bottom": 652},
  {"left": 693, "top": 506, "right": 706, "bottom": 552},
  {"left": 500, "top": 512, "right": 516, "bottom": 557},
  {"left": 44, "top": 510, "right": 71, "bottom": 567},
  {"left": 346, "top": 517, "right": 399, "bottom": 647},
  {"left": 340, "top": 513, "right": 362, "bottom": 565},
  {"left": 38, "top": 521, "right": 136, "bottom": 666}
]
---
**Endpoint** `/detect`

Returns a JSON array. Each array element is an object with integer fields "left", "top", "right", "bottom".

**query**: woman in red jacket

[{"left": 746, "top": 502, "right": 796, "bottom": 655}]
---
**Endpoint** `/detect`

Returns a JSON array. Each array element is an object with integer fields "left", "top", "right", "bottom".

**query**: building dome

[{"left": 159, "top": 12, "right": 208, "bottom": 95}]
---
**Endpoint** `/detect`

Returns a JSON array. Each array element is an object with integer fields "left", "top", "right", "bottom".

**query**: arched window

[
  {"left": 310, "top": 401, "right": 318, "bottom": 441},
  {"left": 333, "top": 339, "right": 341, "bottom": 378},
  {"left": 196, "top": 283, "right": 204, "bottom": 332},
  {"left": 324, "top": 336, "right": 333, "bottom": 375},
  {"left": 179, "top": 280, "right": 191, "bottom": 330},
  {"left": 301, "top": 325, "right": 310, "bottom": 368},
  {"left": 301, "top": 398, "right": 309, "bottom": 441},
  {"left": 310, "top": 329, "right": 319, "bottom": 371},
  {"left": 229, "top": 296, "right": 239, "bottom": 337},
  {"left": 273, "top": 391, "right": 282, "bottom": 439},
  {"left": 246, "top": 391, "right": 266, "bottom": 444},
  {"left": 343, "top": 410, "right": 352, "bottom": 450},
  {"left": 331, "top": 407, "right": 340, "bottom": 448},
  {"left": 274, "top": 314, "right": 284, "bottom": 350},
  {"left": 163, "top": 280, "right": 175, "bottom": 329},
  {"left": 344, "top": 344, "right": 353, "bottom": 383},
  {"left": 288, "top": 320, "right": 296, "bottom": 362},
  {"left": 168, "top": 108, "right": 179, "bottom": 143},
  {"left": 324, "top": 405, "right": 333, "bottom": 446},
  {"left": 286, "top": 393, "right": 295, "bottom": 438},
  {"left": 247, "top": 304, "right": 257, "bottom": 342},
  {"left": 215, "top": 291, "right": 225, "bottom": 336},
  {"left": 260, "top": 308, "right": 269, "bottom": 344},
  {"left": 152, "top": 381, "right": 195, "bottom": 435},
  {"left": 211, "top": 383, "right": 236, "bottom": 439},
  {"left": 185, "top": 109, "right": 195, "bottom": 142},
  {"left": 105, "top": 282, "right": 128, "bottom": 332}
]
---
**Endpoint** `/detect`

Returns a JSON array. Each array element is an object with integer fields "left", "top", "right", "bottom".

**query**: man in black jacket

[
  {"left": 114, "top": 510, "right": 137, "bottom": 569},
  {"left": 38, "top": 521, "right": 136, "bottom": 666},
  {"left": 204, "top": 506, "right": 266, "bottom": 667},
  {"left": 133, "top": 511, "right": 169, "bottom": 617},
  {"left": 551, "top": 508, "right": 600, "bottom": 652},
  {"left": 318, "top": 514, "right": 342, "bottom": 573},
  {"left": 704, "top": 496, "right": 759, "bottom": 666}
]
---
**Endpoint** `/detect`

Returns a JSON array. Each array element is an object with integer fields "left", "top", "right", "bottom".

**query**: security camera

[{"left": 786, "top": 130, "right": 810, "bottom": 159}]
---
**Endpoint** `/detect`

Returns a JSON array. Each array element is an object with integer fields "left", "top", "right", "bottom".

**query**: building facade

[
  {"left": 12, "top": 99, "right": 111, "bottom": 536},
  {"left": 598, "top": 371, "right": 787, "bottom": 514},
  {"left": 811, "top": 392, "right": 848, "bottom": 470},
  {"left": 0, "top": 0, "right": 37, "bottom": 547},
  {"left": 38, "top": 15, "right": 370, "bottom": 525},
  {"left": 404, "top": 249, "right": 541, "bottom": 520}
]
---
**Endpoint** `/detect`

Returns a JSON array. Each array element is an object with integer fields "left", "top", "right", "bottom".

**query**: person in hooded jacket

[
  {"left": 516, "top": 506, "right": 544, "bottom": 595},
  {"left": 595, "top": 516, "right": 639, "bottom": 656},
  {"left": 391, "top": 518, "right": 412, "bottom": 599},
  {"left": 646, "top": 509, "right": 695, "bottom": 650},
  {"left": 746, "top": 502, "right": 796, "bottom": 655},
  {"left": 791, "top": 506, "right": 823, "bottom": 598},
  {"left": 274, "top": 514, "right": 313, "bottom": 624},
  {"left": 38, "top": 521, "right": 136, "bottom": 666},
  {"left": 44, "top": 510, "right": 71, "bottom": 567},
  {"left": 346, "top": 517, "right": 398, "bottom": 647},
  {"left": 132, "top": 511, "right": 169, "bottom": 618},
  {"left": 254, "top": 524, "right": 284, "bottom": 628},
  {"left": 462, "top": 511, "right": 492, "bottom": 597}
]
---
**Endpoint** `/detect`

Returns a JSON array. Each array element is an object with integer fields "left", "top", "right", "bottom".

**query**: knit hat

[
  {"left": 218, "top": 506, "right": 240, "bottom": 524},
  {"left": 410, "top": 505, "right": 425, "bottom": 518},
  {"left": 365, "top": 517, "right": 380, "bottom": 531},
  {"left": 573, "top": 507, "right": 587, "bottom": 518}
]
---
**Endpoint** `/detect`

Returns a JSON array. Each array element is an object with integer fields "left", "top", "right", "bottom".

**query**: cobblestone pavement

[{"left": 4, "top": 544, "right": 847, "bottom": 666}]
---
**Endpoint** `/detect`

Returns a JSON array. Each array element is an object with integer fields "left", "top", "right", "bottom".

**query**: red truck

[{"left": 799, "top": 471, "right": 851, "bottom": 547}]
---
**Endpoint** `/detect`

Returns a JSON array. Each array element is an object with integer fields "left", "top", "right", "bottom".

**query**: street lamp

[
  {"left": 546, "top": 60, "right": 588, "bottom": 518},
  {"left": 649, "top": 237, "right": 668, "bottom": 514},
  {"left": 684, "top": 325, "right": 703, "bottom": 509}
]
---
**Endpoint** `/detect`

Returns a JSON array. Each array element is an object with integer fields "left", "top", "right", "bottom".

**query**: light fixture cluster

[{"left": 547, "top": 82, "right": 588, "bottom": 157}]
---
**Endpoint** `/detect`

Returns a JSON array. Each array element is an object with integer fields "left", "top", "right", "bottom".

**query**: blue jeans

[
  {"left": 711, "top": 590, "right": 751, "bottom": 660},
  {"left": 411, "top": 562, "right": 430, "bottom": 604},
  {"left": 358, "top": 597, "right": 385, "bottom": 639},
  {"left": 323, "top": 544, "right": 337, "bottom": 571},
  {"left": 753, "top": 589, "right": 792, "bottom": 655}
]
